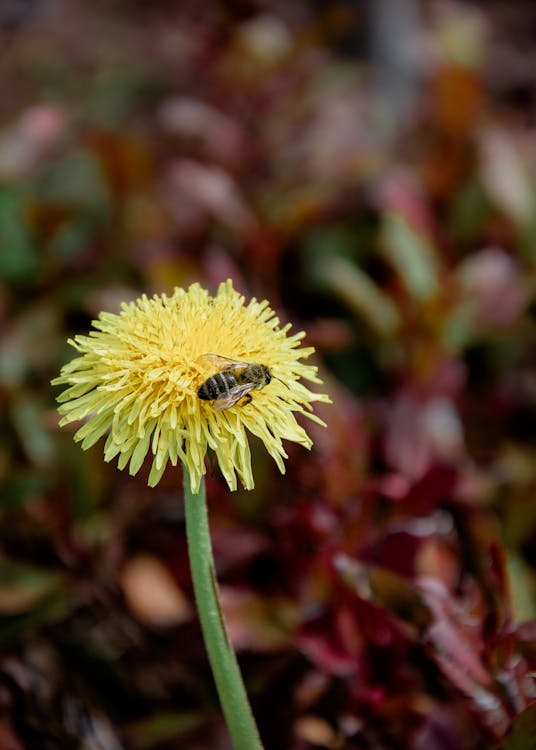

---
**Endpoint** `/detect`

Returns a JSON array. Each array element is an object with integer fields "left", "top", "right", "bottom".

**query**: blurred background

[{"left": 1, "top": 1, "right": 536, "bottom": 748}]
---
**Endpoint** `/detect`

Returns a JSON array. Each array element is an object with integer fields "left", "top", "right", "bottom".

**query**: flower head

[{"left": 53, "top": 280, "right": 330, "bottom": 492}]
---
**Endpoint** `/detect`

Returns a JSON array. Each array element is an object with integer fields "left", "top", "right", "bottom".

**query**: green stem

[{"left": 183, "top": 470, "right": 264, "bottom": 750}]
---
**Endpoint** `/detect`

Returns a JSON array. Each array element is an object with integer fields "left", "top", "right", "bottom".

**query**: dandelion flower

[{"left": 53, "top": 280, "right": 330, "bottom": 492}]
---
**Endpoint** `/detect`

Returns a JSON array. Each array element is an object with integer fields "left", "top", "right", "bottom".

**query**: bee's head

[{"left": 264, "top": 370, "right": 272, "bottom": 384}]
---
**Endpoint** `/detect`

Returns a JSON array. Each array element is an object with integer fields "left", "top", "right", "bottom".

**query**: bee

[{"left": 197, "top": 353, "right": 287, "bottom": 411}]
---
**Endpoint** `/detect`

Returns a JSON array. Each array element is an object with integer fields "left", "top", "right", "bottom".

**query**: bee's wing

[
  {"left": 213, "top": 382, "right": 257, "bottom": 411},
  {"left": 199, "top": 353, "right": 250, "bottom": 370}
]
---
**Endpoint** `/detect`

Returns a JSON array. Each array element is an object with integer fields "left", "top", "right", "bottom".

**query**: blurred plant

[{"left": 1, "top": 1, "right": 536, "bottom": 748}]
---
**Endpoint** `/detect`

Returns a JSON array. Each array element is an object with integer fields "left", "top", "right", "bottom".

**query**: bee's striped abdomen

[{"left": 198, "top": 371, "right": 238, "bottom": 400}]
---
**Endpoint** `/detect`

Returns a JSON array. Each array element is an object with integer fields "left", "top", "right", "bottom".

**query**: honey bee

[{"left": 197, "top": 354, "right": 287, "bottom": 411}]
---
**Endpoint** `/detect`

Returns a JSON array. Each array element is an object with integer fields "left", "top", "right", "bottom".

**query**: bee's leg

[{"left": 240, "top": 394, "right": 253, "bottom": 406}]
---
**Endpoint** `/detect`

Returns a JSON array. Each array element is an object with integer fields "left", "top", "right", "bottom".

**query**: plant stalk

[{"left": 183, "top": 470, "right": 264, "bottom": 750}]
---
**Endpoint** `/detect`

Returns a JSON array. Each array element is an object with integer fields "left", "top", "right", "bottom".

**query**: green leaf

[
  {"left": 0, "top": 188, "right": 38, "bottom": 281},
  {"left": 127, "top": 711, "right": 205, "bottom": 748},
  {"left": 0, "top": 561, "right": 63, "bottom": 616},
  {"left": 382, "top": 212, "right": 439, "bottom": 300}
]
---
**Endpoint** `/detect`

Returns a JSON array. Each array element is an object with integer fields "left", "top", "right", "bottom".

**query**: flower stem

[{"left": 183, "top": 470, "right": 264, "bottom": 750}]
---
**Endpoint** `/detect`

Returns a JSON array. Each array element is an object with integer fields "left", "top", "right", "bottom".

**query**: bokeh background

[{"left": 1, "top": 1, "right": 536, "bottom": 748}]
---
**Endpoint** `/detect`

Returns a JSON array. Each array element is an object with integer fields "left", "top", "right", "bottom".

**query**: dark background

[{"left": 1, "top": 1, "right": 536, "bottom": 748}]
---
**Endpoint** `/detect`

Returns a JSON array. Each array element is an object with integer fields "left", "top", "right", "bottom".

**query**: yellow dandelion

[{"left": 52, "top": 280, "right": 330, "bottom": 493}]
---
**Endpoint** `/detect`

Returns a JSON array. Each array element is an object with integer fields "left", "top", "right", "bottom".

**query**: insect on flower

[
  {"left": 197, "top": 353, "right": 289, "bottom": 411},
  {"left": 52, "top": 280, "right": 331, "bottom": 492}
]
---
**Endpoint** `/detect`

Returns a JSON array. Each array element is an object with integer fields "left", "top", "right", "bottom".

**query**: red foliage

[{"left": 1, "top": 1, "right": 536, "bottom": 749}]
